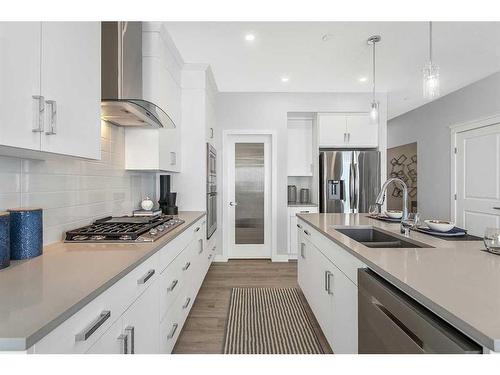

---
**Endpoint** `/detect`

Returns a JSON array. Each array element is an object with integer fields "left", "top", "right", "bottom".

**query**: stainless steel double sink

[{"left": 332, "top": 226, "right": 433, "bottom": 249}]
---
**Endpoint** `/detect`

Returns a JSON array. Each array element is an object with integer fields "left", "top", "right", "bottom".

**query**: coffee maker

[{"left": 158, "top": 175, "right": 178, "bottom": 215}]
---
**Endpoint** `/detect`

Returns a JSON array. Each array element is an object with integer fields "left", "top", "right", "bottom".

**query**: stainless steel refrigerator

[{"left": 319, "top": 150, "right": 381, "bottom": 213}]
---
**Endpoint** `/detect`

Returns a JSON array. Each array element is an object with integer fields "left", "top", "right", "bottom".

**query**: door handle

[
  {"left": 493, "top": 207, "right": 500, "bottom": 210},
  {"left": 75, "top": 310, "right": 111, "bottom": 341},
  {"left": 303, "top": 230, "right": 311, "bottom": 236},
  {"left": 300, "top": 243, "right": 305, "bottom": 258},
  {"left": 229, "top": 201, "right": 238, "bottom": 206},
  {"left": 167, "top": 279, "right": 178, "bottom": 292},
  {"left": 182, "top": 262, "right": 191, "bottom": 271},
  {"left": 170, "top": 152, "right": 176, "bottom": 166},
  {"left": 45, "top": 100, "right": 57, "bottom": 135},
  {"left": 198, "top": 238, "right": 204, "bottom": 254},
  {"left": 125, "top": 326, "right": 135, "bottom": 354},
  {"left": 297, "top": 223, "right": 303, "bottom": 229},
  {"left": 32, "top": 95, "right": 45, "bottom": 133},
  {"left": 118, "top": 333, "right": 128, "bottom": 354},
  {"left": 137, "top": 269, "right": 155, "bottom": 285},
  {"left": 326, "top": 271, "right": 334, "bottom": 295},
  {"left": 167, "top": 323, "right": 179, "bottom": 340},
  {"left": 182, "top": 297, "right": 192, "bottom": 309}
]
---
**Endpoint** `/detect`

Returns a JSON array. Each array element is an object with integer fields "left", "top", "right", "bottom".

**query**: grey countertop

[
  {"left": 0, "top": 211, "right": 205, "bottom": 351},
  {"left": 297, "top": 213, "right": 499, "bottom": 352}
]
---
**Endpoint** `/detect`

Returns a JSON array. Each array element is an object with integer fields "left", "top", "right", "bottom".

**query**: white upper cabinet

[
  {"left": 40, "top": 22, "right": 101, "bottom": 159},
  {"left": 0, "top": 22, "right": 101, "bottom": 160},
  {"left": 125, "top": 23, "right": 182, "bottom": 172},
  {"left": 287, "top": 119, "right": 313, "bottom": 176},
  {"left": 346, "top": 114, "right": 378, "bottom": 147},
  {"left": 0, "top": 23, "right": 41, "bottom": 151},
  {"left": 318, "top": 114, "right": 347, "bottom": 147},
  {"left": 318, "top": 113, "right": 378, "bottom": 148}
]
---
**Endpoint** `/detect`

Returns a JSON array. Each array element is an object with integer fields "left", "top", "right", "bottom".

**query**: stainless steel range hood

[{"left": 101, "top": 22, "right": 175, "bottom": 129}]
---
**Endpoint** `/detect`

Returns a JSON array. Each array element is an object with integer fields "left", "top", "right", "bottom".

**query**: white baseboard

[
  {"left": 271, "top": 254, "right": 290, "bottom": 262},
  {"left": 214, "top": 254, "right": 228, "bottom": 262}
]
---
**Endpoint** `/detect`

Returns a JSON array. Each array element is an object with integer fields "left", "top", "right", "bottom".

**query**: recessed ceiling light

[
  {"left": 245, "top": 33, "right": 255, "bottom": 42},
  {"left": 358, "top": 77, "right": 368, "bottom": 83},
  {"left": 281, "top": 76, "right": 290, "bottom": 83}
]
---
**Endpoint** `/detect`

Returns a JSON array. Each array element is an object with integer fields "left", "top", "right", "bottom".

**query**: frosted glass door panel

[{"left": 235, "top": 143, "right": 265, "bottom": 244}]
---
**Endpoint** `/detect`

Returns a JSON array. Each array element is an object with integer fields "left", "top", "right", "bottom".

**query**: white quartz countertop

[
  {"left": 297, "top": 213, "right": 500, "bottom": 352},
  {"left": 0, "top": 211, "right": 205, "bottom": 351}
]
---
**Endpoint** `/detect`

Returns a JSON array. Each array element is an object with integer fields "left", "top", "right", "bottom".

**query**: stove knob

[
  {"left": 149, "top": 228, "right": 158, "bottom": 236},
  {"left": 157, "top": 225, "right": 165, "bottom": 232}
]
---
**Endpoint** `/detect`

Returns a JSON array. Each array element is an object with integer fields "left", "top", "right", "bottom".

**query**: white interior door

[
  {"left": 455, "top": 123, "right": 500, "bottom": 236},
  {"left": 226, "top": 134, "right": 272, "bottom": 258}
]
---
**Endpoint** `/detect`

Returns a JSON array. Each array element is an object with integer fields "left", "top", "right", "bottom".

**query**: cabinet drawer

[
  {"left": 298, "top": 219, "right": 365, "bottom": 285},
  {"left": 159, "top": 294, "right": 185, "bottom": 354},
  {"left": 159, "top": 255, "right": 184, "bottom": 322},
  {"left": 34, "top": 253, "right": 159, "bottom": 354},
  {"left": 158, "top": 217, "right": 205, "bottom": 272}
]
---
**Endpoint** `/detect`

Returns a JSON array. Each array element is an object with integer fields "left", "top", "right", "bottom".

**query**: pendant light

[
  {"left": 367, "top": 35, "right": 381, "bottom": 124},
  {"left": 423, "top": 21, "right": 440, "bottom": 99}
]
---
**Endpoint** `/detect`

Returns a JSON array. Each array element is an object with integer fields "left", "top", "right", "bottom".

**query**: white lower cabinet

[
  {"left": 33, "top": 216, "right": 211, "bottom": 354},
  {"left": 288, "top": 206, "right": 318, "bottom": 258},
  {"left": 297, "top": 220, "right": 362, "bottom": 354}
]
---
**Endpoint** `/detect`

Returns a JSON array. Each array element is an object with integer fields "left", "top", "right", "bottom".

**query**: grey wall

[
  {"left": 388, "top": 71, "right": 500, "bottom": 220},
  {"left": 216, "top": 92, "right": 387, "bottom": 256}
]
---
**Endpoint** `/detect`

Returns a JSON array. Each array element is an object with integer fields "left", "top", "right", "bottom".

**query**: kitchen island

[
  {"left": 297, "top": 213, "right": 499, "bottom": 353},
  {"left": 0, "top": 211, "right": 210, "bottom": 353}
]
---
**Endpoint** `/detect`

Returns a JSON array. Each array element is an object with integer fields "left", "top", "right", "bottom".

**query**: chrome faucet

[{"left": 375, "top": 178, "right": 409, "bottom": 234}]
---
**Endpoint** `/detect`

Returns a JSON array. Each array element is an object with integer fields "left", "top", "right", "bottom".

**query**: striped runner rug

[{"left": 223, "top": 287, "right": 324, "bottom": 354}]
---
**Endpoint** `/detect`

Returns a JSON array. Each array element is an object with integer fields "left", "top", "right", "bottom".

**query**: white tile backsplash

[{"left": 0, "top": 123, "right": 156, "bottom": 244}]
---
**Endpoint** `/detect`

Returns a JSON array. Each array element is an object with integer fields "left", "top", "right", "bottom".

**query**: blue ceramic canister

[
  {"left": 8, "top": 208, "right": 43, "bottom": 260},
  {"left": 0, "top": 212, "right": 10, "bottom": 269}
]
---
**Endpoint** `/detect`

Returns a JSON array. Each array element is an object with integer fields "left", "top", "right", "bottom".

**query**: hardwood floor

[{"left": 173, "top": 259, "right": 332, "bottom": 354}]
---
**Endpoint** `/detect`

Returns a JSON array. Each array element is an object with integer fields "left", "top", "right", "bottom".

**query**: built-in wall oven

[{"left": 207, "top": 143, "right": 217, "bottom": 239}]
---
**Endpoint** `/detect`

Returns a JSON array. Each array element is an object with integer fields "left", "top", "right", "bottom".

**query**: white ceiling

[{"left": 166, "top": 22, "right": 500, "bottom": 119}]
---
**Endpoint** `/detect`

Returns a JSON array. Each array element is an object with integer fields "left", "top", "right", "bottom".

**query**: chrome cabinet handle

[
  {"left": 493, "top": 207, "right": 500, "bottom": 210},
  {"left": 210, "top": 127, "right": 214, "bottom": 139},
  {"left": 137, "top": 269, "right": 155, "bottom": 285},
  {"left": 343, "top": 133, "right": 347, "bottom": 143},
  {"left": 300, "top": 210, "right": 310, "bottom": 213},
  {"left": 304, "top": 230, "right": 311, "bottom": 236},
  {"left": 118, "top": 333, "right": 128, "bottom": 354},
  {"left": 182, "top": 297, "right": 191, "bottom": 309},
  {"left": 167, "top": 279, "right": 178, "bottom": 292},
  {"left": 297, "top": 223, "right": 303, "bottom": 229},
  {"left": 208, "top": 254, "right": 213, "bottom": 260},
  {"left": 170, "top": 152, "right": 176, "bottom": 166},
  {"left": 45, "top": 100, "right": 57, "bottom": 135},
  {"left": 348, "top": 133, "right": 351, "bottom": 142},
  {"left": 32, "top": 95, "right": 45, "bottom": 132},
  {"left": 182, "top": 262, "right": 191, "bottom": 271},
  {"left": 229, "top": 201, "right": 238, "bottom": 206},
  {"left": 300, "top": 243, "right": 305, "bottom": 259},
  {"left": 326, "top": 271, "right": 334, "bottom": 295},
  {"left": 198, "top": 238, "right": 204, "bottom": 254},
  {"left": 125, "top": 326, "right": 135, "bottom": 354},
  {"left": 167, "top": 323, "right": 179, "bottom": 339},
  {"left": 75, "top": 310, "right": 111, "bottom": 341},
  {"left": 194, "top": 226, "right": 200, "bottom": 232}
]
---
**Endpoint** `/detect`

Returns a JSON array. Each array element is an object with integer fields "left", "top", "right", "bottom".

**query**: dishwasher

[{"left": 358, "top": 269, "right": 482, "bottom": 354}]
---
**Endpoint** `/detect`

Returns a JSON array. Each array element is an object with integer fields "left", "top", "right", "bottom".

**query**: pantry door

[
  {"left": 226, "top": 134, "right": 272, "bottom": 259},
  {"left": 455, "top": 122, "right": 500, "bottom": 236}
]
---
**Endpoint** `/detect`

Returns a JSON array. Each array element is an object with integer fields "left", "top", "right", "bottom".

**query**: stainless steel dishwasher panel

[{"left": 358, "top": 269, "right": 482, "bottom": 354}]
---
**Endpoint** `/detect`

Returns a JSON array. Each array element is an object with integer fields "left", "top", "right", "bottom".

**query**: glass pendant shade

[
  {"left": 423, "top": 61, "right": 440, "bottom": 99},
  {"left": 369, "top": 101, "right": 379, "bottom": 124}
]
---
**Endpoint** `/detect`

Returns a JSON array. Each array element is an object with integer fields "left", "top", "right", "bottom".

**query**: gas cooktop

[{"left": 65, "top": 215, "right": 185, "bottom": 243}]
